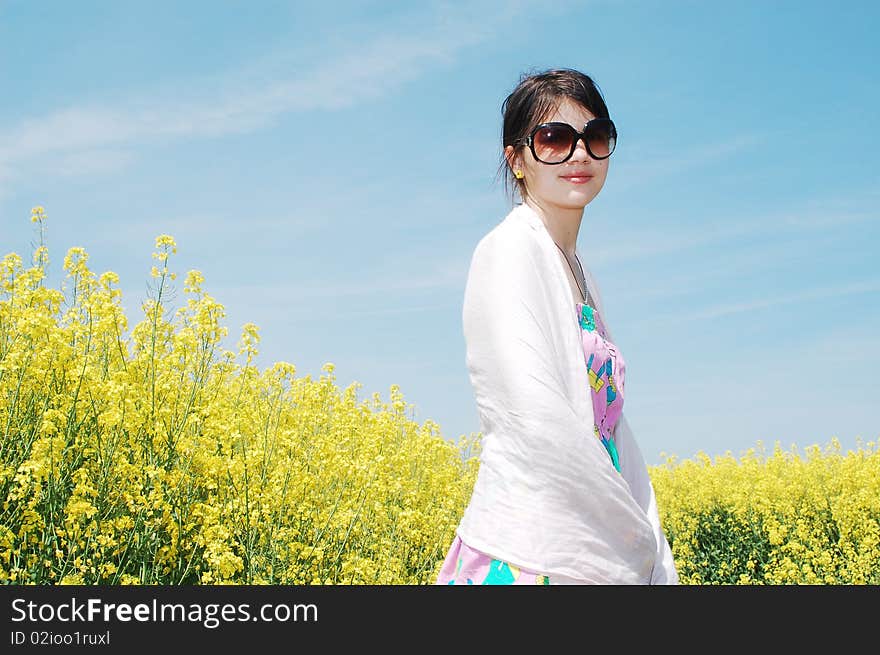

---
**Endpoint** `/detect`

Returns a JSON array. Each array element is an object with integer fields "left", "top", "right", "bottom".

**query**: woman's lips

[{"left": 560, "top": 174, "right": 593, "bottom": 184}]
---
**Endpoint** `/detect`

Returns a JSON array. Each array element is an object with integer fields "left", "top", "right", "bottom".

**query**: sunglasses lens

[
  {"left": 586, "top": 120, "right": 616, "bottom": 158},
  {"left": 532, "top": 124, "right": 576, "bottom": 164}
]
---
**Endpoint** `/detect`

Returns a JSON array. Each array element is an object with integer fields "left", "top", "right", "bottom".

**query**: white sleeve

[
  {"left": 463, "top": 231, "right": 592, "bottom": 462},
  {"left": 613, "top": 412, "right": 680, "bottom": 584}
]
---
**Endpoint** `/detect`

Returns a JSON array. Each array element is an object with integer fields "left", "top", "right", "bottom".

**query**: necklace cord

[{"left": 553, "top": 241, "right": 590, "bottom": 306}]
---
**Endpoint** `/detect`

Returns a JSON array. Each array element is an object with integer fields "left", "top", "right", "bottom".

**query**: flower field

[
  {"left": 2, "top": 207, "right": 878, "bottom": 584},
  {"left": 653, "top": 438, "right": 880, "bottom": 584}
]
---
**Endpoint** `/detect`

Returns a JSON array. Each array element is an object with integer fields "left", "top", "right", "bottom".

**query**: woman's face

[{"left": 505, "top": 98, "right": 610, "bottom": 211}]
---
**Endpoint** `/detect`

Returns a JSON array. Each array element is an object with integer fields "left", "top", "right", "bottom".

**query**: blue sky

[{"left": 1, "top": 0, "right": 878, "bottom": 467}]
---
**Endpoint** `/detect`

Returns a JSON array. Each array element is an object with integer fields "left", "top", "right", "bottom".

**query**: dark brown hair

[{"left": 496, "top": 67, "right": 612, "bottom": 204}]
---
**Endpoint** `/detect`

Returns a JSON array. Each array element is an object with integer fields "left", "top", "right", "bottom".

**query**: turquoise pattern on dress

[
  {"left": 482, "top": 559, "right": 518, "bottom": 584},
  {"left": 603, "top": 435, "right": 620, "bottom": 471}
]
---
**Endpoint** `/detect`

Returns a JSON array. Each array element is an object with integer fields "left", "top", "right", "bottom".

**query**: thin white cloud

[
  {"left": 44, "top": 149, "right": 137, "bottom": 178},
  {"left": 795, "top": 325, "right": 880, "bottom": 366},
  {"left": 313, "top": 301, "right": 456, "bottom": 320},
  {"left": 648, "top": 278, "right": 880, "bottom": 326},
  {"left": 111, "top": 249, "right": 469, "bottom": 323},
  {"left": 208, "top": 263, "right": 467, "bottom": 305},
  {"left": 0, "top": 164, "right": 10, "bottom": 202},
  {"left": 608, "top": 133, "right": 763, "bottom": 192},
  {"left": 775, "top": 208, "right": 878, "bottom": 230},
  {"left": 92, "top": 212, "right": 320, "bottom": 246},
  {"left": 588, "top": 203, "right": 878, "bottom": 267},
  {"left": 0, "top": 1, "right": 521, "bottom": 175}
]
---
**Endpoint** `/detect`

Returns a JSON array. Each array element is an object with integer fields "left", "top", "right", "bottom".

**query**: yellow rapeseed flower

[{"left": 9, "top": 213, "right": 875, "bottom": 586}]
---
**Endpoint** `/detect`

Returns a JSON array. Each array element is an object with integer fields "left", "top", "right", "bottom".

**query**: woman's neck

[{"left": 523, "top": 198, "right": 584, "bottom": 255}]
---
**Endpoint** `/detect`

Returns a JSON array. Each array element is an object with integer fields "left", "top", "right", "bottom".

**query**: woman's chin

[{"left": 557, "top": 190, "right": 595, "bottom": 208}]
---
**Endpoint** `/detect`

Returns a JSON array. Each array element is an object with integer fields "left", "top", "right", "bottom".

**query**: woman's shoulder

[
  {"left": 473, "top": 205, "right": 541, "bottom": 260},
  {"left": 465, "top": 213, "right": 554, "bottom": 301}
]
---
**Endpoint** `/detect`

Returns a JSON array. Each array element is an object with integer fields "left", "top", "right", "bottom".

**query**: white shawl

[{"left": 457, "top": 202, "right": 679, "bottom": 584}]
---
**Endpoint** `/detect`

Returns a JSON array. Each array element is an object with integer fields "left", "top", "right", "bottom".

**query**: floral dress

[{"left": 435, "top": 300, "right": 626, "bottom": 585}]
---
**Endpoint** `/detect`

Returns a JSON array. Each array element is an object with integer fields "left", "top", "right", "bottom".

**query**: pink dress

[{"left": 435, "top": 300, "right": 625, "bottom": 585}]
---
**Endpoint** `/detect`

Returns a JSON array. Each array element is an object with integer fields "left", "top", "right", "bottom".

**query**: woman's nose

[{"left": 571, "top": 137, "right": 591, "bottom": 160}]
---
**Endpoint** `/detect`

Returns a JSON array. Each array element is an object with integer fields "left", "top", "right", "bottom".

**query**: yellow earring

[{"left": 514, "top": 169, "right": 524, "bottom": 179}]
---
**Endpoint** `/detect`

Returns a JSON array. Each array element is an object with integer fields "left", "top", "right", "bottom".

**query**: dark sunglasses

[{"left": 515, "top": 119, "right": 617, "bottom": 164}]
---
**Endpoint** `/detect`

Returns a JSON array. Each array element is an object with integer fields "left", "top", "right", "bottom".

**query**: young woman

[{"left": 436, "top": 68, "right": 679, "bottom": 585}]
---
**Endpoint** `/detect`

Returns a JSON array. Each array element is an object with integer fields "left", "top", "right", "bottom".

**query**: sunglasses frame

[{"left": 516, "top": 118, "right": 617, "bottom": 164}]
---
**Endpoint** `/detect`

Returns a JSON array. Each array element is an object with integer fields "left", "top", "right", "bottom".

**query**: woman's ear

[{"left": 504, "top": 145, "right": 518, "bottom": 173}]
